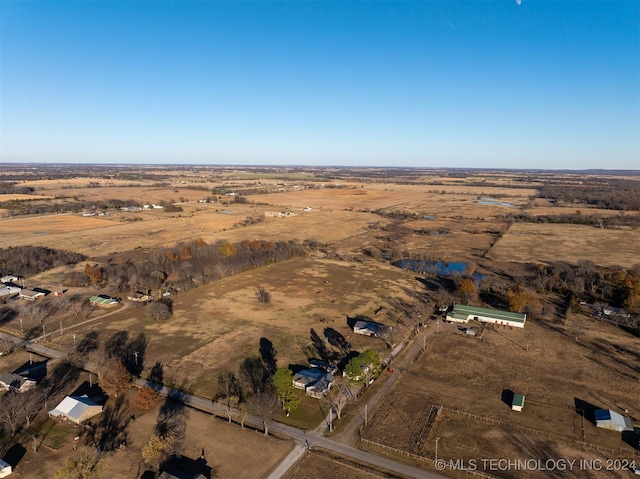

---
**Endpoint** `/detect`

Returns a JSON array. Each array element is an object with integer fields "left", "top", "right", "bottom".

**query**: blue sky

[{"left": 1, "top": 1, "right": 638, "bottom": 169}]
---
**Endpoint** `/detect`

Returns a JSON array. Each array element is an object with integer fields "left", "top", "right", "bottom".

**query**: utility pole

[
  {"left": 435, "top": 436, "right": 440, "bottom": 462},
  {"left": 19, "top": 318, "right": 23, "bottom": 333},
  {"left": 42, "top": 324, "right": 46, "bottom": 341},
  {"left": 365, "top": 404, "right": 368, "bottom": 426},
  {"left": 73, "top": 334, "right": 77, "bottom": 346},
  {"left": 60, "top": 321, "right": 63, "bottom": 336}
]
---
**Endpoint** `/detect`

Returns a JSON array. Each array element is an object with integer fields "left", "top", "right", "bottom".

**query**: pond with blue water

[{"left": 394, "top": 259, "right": 484, "bottom": 279}]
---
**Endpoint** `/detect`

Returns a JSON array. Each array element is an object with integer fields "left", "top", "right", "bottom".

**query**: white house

[
  {"left": 49, "top": 395, "right": 103, "bottom": 424},
  {"left": 0, "top": 275, "right": 18, "bottom": 284}
]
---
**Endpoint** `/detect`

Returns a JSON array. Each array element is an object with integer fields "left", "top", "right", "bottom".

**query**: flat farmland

[
  {"left": 42, "top": 256, "right": 416, "bottom": 398},
  {"left": 487, "top": 223, "right": 640, "bottom": 267},
  {"left": 0, "top": 205, "right": 385, "bottom": 257},
  {"left": 252, "top": 183, "right": 537, "bottom": 217},
  {"left": 362, "top": 317, "right": 640, "bottom": 476}
]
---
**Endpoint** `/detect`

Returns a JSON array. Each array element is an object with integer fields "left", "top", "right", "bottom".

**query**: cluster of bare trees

[
  {"left": 213, "top": 338, "right": 284, "bottom": 437},
  {"left": 0, "top": 246, "right": 85, "bottom": 278},
  {"left": 63, "top": 238, "right": 305, "bottom": 296},
  {"left": 6, "top": 293, "right": 92, "bottom": 340}
]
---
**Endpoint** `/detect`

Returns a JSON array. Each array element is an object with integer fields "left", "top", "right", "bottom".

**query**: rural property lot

[
  {"left": 41, "top": 256, "right": 416, "bottom": 398},
  {"left": 362, "top": 317, "right": 640, "bottom": 478},
  {"left": 2, "top": 388, "right": 292, "bottom": 479}
]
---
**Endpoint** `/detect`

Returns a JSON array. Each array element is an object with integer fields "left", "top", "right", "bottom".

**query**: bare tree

[
  {"left": 255, "top": 286, "right": 271, "bottom": 305},
  {"left": 18, "top": 299, "right": 52, "bottom": 325},
  {"left": 0, "top": 392, "right": 24, "bottom": 436},
  {"left": 68, "top": 294, "right": 92, "bottom": 321},
  {"left": 248, "top": 391, "right": 278, "bottom": 437},
  {"left": 147, "top": 302, "right": 171, "bottom": 321},
  {"left": 54, "top": 447, "right": 101, "bottom": 479},
  {"left": 323, "top": 376, "right": 353, "bottom": 420},
  {"left": 214, "top": 372, "right": 242, "bottom": 423},
  {"left": 22, "top": 388, "right": 44, "bottom": 428},
  {"left": 240, "top": 356, "right": 270, "bottom": 395}
]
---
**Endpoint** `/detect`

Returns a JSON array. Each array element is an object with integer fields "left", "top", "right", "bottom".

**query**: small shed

[
  {"left": 594, "top": 409, "right": 634, "bottom": 432},
  {"left": 512, "top": 394, "right": 525, "bottom": 412},
  {"left": 0, "top": 459, "right": 11, "bottom": 478}
]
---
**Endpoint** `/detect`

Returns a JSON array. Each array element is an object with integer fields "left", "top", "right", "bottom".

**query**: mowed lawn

[{"left": 48, "top": 256, "right": 417, "bottom": 398}]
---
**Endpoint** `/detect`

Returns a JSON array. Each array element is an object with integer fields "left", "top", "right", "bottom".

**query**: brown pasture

[
  {"left": 488, "top": 223, "right": 640, "bottom": 267},
  {"left": 362, "top": 316, "right": 640, "bottom": 476},
  {"left": 39, "top": 256, "right": 417, "bottom": 398}
]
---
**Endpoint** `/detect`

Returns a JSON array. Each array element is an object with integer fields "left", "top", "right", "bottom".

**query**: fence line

[
  {"left": 359, "top": 437, "right": 497, "bottom": 479},
  {"left": 441, "top": 406, "right": 638, "bottom": 458}
]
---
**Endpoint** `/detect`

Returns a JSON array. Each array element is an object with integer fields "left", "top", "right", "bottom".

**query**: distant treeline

[
  {"left": 0, "top": 198, "right": 185, "bottom": 216},
  {"left": 539, "top": 178, "right": 640, "bottom": 211},
  {"left": 502, "top": 212, "right": 640, "bottom": 228},
  {"left": 0, "top": 246, "right": 86, "bottom": 278},
  {"left": 0, "top": 182, "right": 36, "bottom": 195}
]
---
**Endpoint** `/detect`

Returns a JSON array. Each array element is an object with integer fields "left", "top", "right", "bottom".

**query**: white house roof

[
  {"left": 50, "top": 395, "right": 102, "bottom": 422},
  {"left": 595, "top": 409, "right": 634, "bottom": 431}
]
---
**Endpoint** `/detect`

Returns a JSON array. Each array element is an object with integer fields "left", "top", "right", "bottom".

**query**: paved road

[
  {"left": 134, "top": 377, "right": 447, "bottom": 479},
  {"left": 1, "top": 326, "right": 447, "bottom": 479}
]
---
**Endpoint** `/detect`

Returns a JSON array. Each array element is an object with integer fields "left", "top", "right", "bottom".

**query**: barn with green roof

[{"left": 446, "top": 304, "right": 526, "bottom": 328}]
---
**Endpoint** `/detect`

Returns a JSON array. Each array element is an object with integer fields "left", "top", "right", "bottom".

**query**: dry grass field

[
  {"left": 34, "top": 256, "right": 417, "bottom": 398},
  {"left": 488, "top": 223, "right": 640, "bottom": 267},
  {"left": 361, "top": 317, "right": 640, "bottom": 478}
]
